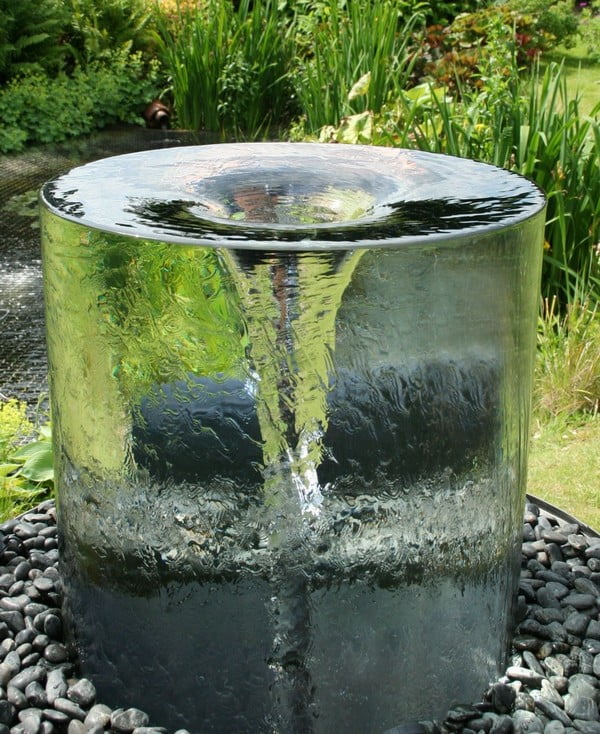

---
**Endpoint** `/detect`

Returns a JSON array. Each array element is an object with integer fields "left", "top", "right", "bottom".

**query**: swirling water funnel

[{"left": 40, "top": 143, "right": 546, "bottom": 733}]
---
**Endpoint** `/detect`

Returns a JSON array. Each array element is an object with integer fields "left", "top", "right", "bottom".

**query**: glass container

[{"left": 40, "top": 143, "right": 546, "bottom": 733}]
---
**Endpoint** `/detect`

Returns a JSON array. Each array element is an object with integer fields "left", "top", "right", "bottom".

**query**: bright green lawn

[
  {"left": 528, "top": 416, "right": 600, "bottom": 531},
  {"left": 543, "top": 42, "right": 600, "bottom": 116}
]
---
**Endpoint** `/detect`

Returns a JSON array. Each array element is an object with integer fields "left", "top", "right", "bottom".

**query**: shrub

[
  {"left": 156, "top": 0, "right": 296, "bottom": 135},
  {"left": 534, "top": 298, "right": 600, "bottom": 418},
  {"left": 63, "top": 0, "right": 159, "bottom": 67},
  {"left": 293, "top": 0, "right": 425, "bottom": 134},
  {"left": 0, "top": 399, "right": 53, "bottom": 522},
  {"left": 0, "top": 0, "right": 69, "bottom": 84},
  {"left": 415, "top": 1, "right": 580, "bottom": 91},
  {"left": 312, "top": 60, "right": 600, "bottom": 308},
  {"left": 0, "top": 51, "right": 163, "bottom": 153}
]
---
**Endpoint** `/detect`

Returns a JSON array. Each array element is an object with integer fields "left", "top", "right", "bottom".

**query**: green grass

[
  {"left": 528, "top": 299, "right": 600, "bottom": 530},
  {"left": 528, "top": 415, "right": 600, "bottom": 530},
  {"left": 542, "top": 40, "right": 600, "bottom": 117}
]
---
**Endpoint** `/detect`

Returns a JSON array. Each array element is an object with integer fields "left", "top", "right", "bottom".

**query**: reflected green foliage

[{"left": 89, "top": 235, "right": 245, "bottom": 398}]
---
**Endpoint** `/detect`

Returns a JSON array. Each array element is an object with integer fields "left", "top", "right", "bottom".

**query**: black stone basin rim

[
  {"left": 39, "top": 143, "right": 547, "bottom": 251},
  {"left": 526, "top": 493, "right": 599, "bottom": 539}
]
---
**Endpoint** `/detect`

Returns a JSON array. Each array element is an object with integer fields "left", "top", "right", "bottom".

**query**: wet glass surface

[{"left": 41, "top": 143, "right": 546, "bottom": 732}]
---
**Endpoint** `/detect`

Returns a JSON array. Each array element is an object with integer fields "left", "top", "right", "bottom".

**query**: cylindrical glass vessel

[{"left": 40, "top": 143, "right": 545, "bottom": 734}]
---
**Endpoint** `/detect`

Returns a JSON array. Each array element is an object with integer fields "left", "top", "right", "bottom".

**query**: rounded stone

[
  {"left": 24, "top": 681, "right": 47, "bottom": 708},
  {"left": 488, "top": 683, "right": 517, "bottom": 714},
  {"left": 7, "top": 685, "right": 27, "bottom": 708},
  {"left": 544, "top": 721, "right": 565, "bottom": 734},
  {"left": 111, "top": 708, "right": 150, "bottom": 732},
  {"left": 41, "top": 616, "right": 61, "bottom": 641},
  {"left": 0, "top": 701, "right": 15, "bottom": 726},
  {"left": 512, "top": 709, "right": 544, "bottom": 734},
  {"left": 44, "top": 669, "right": 67, "bottom": 705},
  {"left": 67, "top": 721, "right": 86, "bottom": 734},
  {"left": 42, "top": 644, "right": 68, "bottom": 664},
  {"left": 9, "top": 666, "right": 45, "bottom": 691},
  {"left": 52, "top": 698, "right": 86, "bottom": 721},
  {"left": 564, "top": 696, "right": 599, "bottom": 722},
  {"left": 67, "top": 679, "right": 95, "bottom": 708},
  {"left": 83, "top": 704, "right": 112, "bottom": 730}
]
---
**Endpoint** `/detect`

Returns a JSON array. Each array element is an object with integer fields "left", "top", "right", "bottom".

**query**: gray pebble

[
  {"left": 24, "top": 681, "right": 47, "bottom": 708},
  {"left": 21, "top": 653, "right": 40, "bottom": 668},
  {"left": 0, "top": 665, "right": 13, "bottom": 689},
  {"left": 586, "top": 622, "right": 600, "bottom": 641},
  {"left": 579, "top": 652, "right": 595, "bottom": 676},
  {"left": 572, "top": 722, "right": 600, "bottom": 734},
  {"left": 1, "top": 595, "right": 31, "bottom": 613},
  {"left": 0, "top": 611, "right": 24, "bottom": 633},
  {"left": 594, "top": 656, "right": 600, "bottom": 677},
  {"left": 544, "top": 658, "right": 565, "bottom": 677},
  {"left": 9, "top": 666, "right": 45, "bottom": 691},
  {"left": 566, "top": 614, "right": 591, "bottom": 638},
  {"left": 538, "top": 588, "right": 563, "bottom": 609},
  {"left": 23, "top": 605, "right": 46, "bottom": 620},
  {"left": 42, "top": 644, "right": 67, "bottom": 664},
  {"left": 40, "top": 709, "right": 68, "bottom": 726},
  {"left": 83, "top": 704, "right": 112, "bottom": 729},
  {"left": 52, "top": 698, "right": 86, "bottom": 721},
  {"left": 562, "top": 595, "right": 596, "bottom": 610},
  {"left": 513, "top": 709, "right": 545, "bottom": 733},
  {"left": 531, "top": 694, "right": 572, "bottom": 726},
  {"left": 524, "top": 652, "right": 546, "bottom": 676},
  {"left": 564, "top": 696, "right": 599, "bottom": 722},
  {"left": 536, "top": 609, "right": 567, "bottom": 625},
  {"left": 585, "top": 545, "right": 600, "bottom": 561},
  {"left": 568, "top": 676, "right": 598, "bottom": 701},
  {"left": 574, "top": 579, "right": 600, "bottom": 598},
  {"left": 545, "top": 722, "right": 566, "bottom": 734},
  {"left": 132, "top": 729, "right": 168, "bottom": 734},
  {"left": 583, "top": 640, "right": 600, "bottom": 655},
  {"left": 31, "top": 579, "right": 53, "bottom": 595},
  {"left": 0, "top": 701, "right": 15, "bottom": 726},
  {"left": 13, "top": 563, "right": 30, "bottom": 582},
  {"left": 0, "top": 639, "right": 15, "bottom": 656},
  {"left": 516, "top": 693, "right": 537, "bottom": 712},
  {"left": 7, "top": 685, "right": 27, "bottom": 708},
  {"left": 67, "top": 678, "right": 95, "bottom": 708},
  {"left": 42, "top": 616, "right": 61, "bottom": 641},
  {"left": 45, "top": 669, "right": 67, "bottom": 705},
  {"left": 488, "top": 682, "right": 517, "bottom": 714},
  {"left": 18, "top": 708, "right": 42, "bottom": 728},
  {"left": 31, "top": 636, "right": 48, "bottom": 653},
  {"left": 541, "top": 679, "right": 566, "bottom": 708},
  {"left": 66, "top": 722, "right": 85, "bottom": 734},
  {"left": 508, "top": 667, "right": 546, "bottom": 687},
  {"left": 14, "top": 630, "right": 35, "bottom": 646},
  {"left": 111, "top": 709, "right": 150, "bottom": 732}
]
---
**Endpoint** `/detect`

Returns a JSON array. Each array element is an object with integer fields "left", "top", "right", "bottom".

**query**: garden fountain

[{"left": 40, "top": 143, "right": 546, "bottom": 733}]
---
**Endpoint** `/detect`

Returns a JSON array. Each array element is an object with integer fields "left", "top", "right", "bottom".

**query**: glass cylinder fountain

[{"left": 40, "top": 143, "right": 546, "bottom": 733}]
